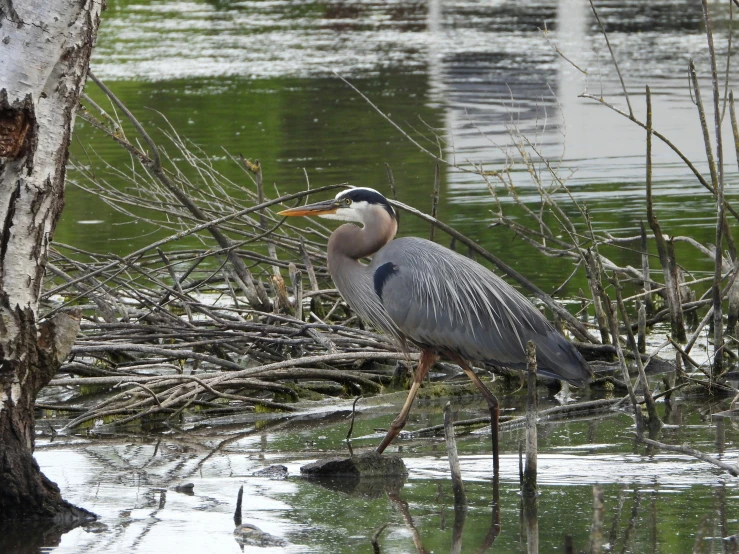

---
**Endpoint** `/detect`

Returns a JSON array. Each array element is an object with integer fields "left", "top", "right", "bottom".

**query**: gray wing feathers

[{"left": 373, "top": 238, "right": 590, "bottom": 385}]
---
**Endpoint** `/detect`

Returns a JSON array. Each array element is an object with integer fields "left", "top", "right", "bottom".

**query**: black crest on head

[{"left": 340, "top": 188, "right": 396, "bottom": 219}]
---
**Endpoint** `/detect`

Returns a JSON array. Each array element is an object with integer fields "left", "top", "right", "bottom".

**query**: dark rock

[
  {"left": 174, "top": 483, "right": 195, "bottom": 495},
  {"left": 252, "top": 464, "right": 288, "bottom": 480},
  {"left": 300, "top": 451, "right": 407, "bottom": 478},
  {"left": 300, "top": 452, "right": 408, "bottom": 497}
]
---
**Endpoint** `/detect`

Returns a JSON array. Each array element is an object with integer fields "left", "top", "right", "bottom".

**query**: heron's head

[{"left": 278, "top": 187, "right": 397, "bottom": 225}]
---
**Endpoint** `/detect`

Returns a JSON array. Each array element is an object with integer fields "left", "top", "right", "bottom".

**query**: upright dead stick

[
  {"left": 248, "top": 158, "right": 281, "bottom": 278},
  {"left": 521, "top": 376, "right": 539, "bottom": 554},
  {"left": 271, "top": 274, "right": 291, "bottom": 315},
  {"left": 234, "top": 485, "right": 243, "bottom": 526},
  {"left": 299, "top": 237, "right": 320, "bottom": 293},
  {"left": 346, "top": 396, "right": 362, "bottom": 442},
  {"left": 523, "top": 496, "right": 538, "bottom": 554},
  {"left": 637, "top": 301, "right": 646, "bottom": 354},
  {"left": 523, "top": 341, "right": 537, "bottom": 496},
  {"left": 645, "top": 86, "right": 686, "bottom": 341},
  {"left": 689, "top": 60, "right": 719, "bottom": 192},
  {"left": 639, "top": 221, "right": 654, "bottom": 314},
  {"left": 690, "top": 59, "right": 735, "bottom": 263},
  {"left": 703, "top": 0, "right": 727, "bottom": 375},
  {"left": 288, "top": 263, "right": 303, "bottom": 321},
  {"left": 585, "top": 249, "right": 611, "bottom": 344}
]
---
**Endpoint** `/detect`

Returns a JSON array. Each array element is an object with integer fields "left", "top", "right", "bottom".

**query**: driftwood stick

[
  {"left": 644, "top": 86, "right": 686, "bottom": 341},
  {"left": 70, "top": 343, "right": 244, "bottom": 371},
  {"left": 702, "top": 0, "right": 728, "bottom": 376},
  {"left": 639, "top": 221, "right": 654, "bottom": 314},
  {"left": 637, "top": 300, "right": 646, "bottom": 354},
  {"left": 585, "top": 249, "right": 610, "bottom": 344},
  {"left": 289, "top": 263, "right": 304, "bottom": 322},
  {"left": 50, "top": 352, "right": 417, "bottom": 388},
  {"left": 523, "top": 341, "right": 537, "bottom": 496}
]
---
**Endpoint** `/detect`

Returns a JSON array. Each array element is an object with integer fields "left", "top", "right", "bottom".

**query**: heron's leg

[
  {"left": 376, "top": 349, "right": 438, "bottom": 454},
  {"left": 453, "top": 358, "right": 500, "bottom": 477}
]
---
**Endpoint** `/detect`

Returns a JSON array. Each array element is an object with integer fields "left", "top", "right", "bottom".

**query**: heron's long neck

[{"left": 327, "top": 208, "right": 396, "bottom": 269}]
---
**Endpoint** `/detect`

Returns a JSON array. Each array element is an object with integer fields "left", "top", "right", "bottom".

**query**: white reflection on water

[{"left": 36, "top": 448, "right": 311, "bottom": 553}]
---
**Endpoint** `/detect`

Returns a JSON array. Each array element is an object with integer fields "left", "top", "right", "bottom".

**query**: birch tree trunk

[{"left": 0, "top": 0, "right": 101, "bottom": 521}]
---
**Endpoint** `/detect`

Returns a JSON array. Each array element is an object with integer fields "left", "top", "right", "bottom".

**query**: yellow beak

[{"left": 278, "top": 199, "right": 339, "bottom": 217}]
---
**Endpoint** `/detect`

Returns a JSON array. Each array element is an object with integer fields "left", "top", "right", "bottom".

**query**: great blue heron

[{"left": 280, "top": 187, "right": 591, "bottom": 457}]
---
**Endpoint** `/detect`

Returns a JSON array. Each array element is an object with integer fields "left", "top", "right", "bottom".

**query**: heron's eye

[{"left": 344, "top": 198, "right": 352, "bottom": 205}]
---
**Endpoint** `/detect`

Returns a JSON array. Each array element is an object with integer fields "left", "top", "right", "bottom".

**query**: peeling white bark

[
  {"left": 0, "top": 1, "right": 99, "bottom": 519},
  {"left": 0, "top": 0, "right": 101, "bottom": 313}
]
